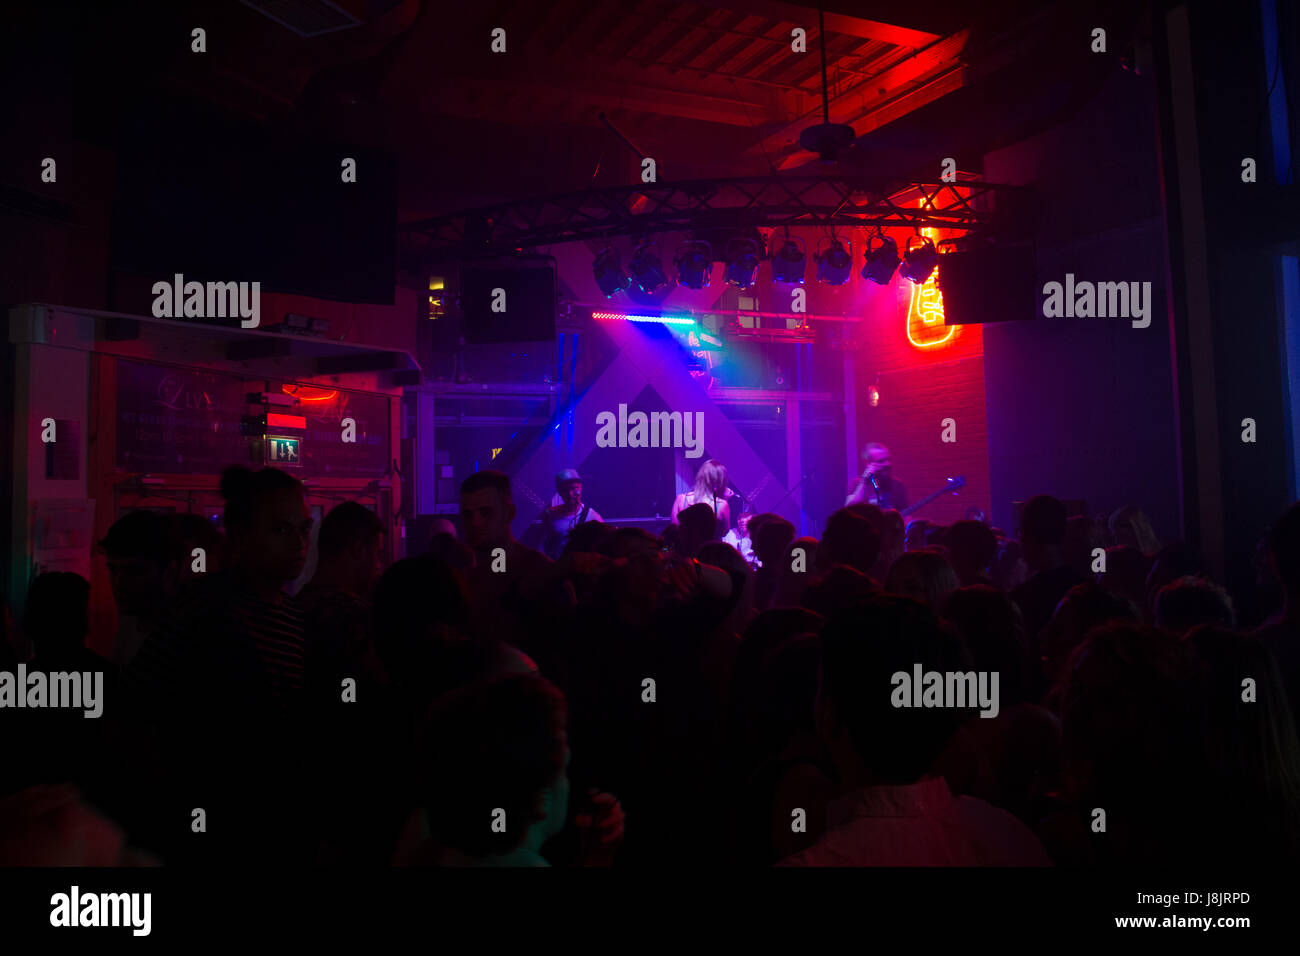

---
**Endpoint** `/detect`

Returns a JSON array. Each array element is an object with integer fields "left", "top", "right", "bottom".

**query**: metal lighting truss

[{"left": 400, "top": 175, "right": 1024, "bottom": 264}]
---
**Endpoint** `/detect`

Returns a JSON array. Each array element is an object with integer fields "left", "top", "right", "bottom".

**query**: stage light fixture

[
  {"left": 771, "top": 238, "right": 807, "bottom": 284},
  {"left": 724, "top": 238, "right": 761, "bottom": 289},
  {"left": 900, "top": 235, "right": 939, "bottom": 284},
  {"left": 592, "top": 247, "right": 630, "bottom": 297},
  {"left": 861, "top": 233, "right": 900, "bottom": 285},
  {"left": 628, "top": 243, "right": 668, "bottom": 294},
  {"left": 675, "top": 240, "right": 713, "bottom": 290},
  {"left": 816, "top": 238, "right": 852, "bottom": 285}
]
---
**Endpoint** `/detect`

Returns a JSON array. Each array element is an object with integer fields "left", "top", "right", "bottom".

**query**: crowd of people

[{"left": 2, "top": 462, "right": 1299, "bottom": 867}]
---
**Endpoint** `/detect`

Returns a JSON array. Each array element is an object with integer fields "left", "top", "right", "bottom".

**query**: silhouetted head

[
  {"left": 817, "top": 508, "right": 880, "bottom": 575},
  {"left": 220, "top": 466, "right": 310, "bottom": 584},
  {"left": 1020, "top": 495, "right": 1067, "bottom": 570},
  {"left": 418, "top": 675, "right": 569, "bottom": 859},
  {"left": 678, "top": 502, "right": 719, "bottom": 555},
  {"left": 372, "top": 556, "right": 474, "bottom": 695},
  {"left": 1098, "top": 545, "right": 1149, "bottom": 610},
  {"left": 1056, "top": 621, "right": 1206, "bottom": 862},
  {"left": 1042, "top": 582, "right": 1139, "bottom": 690},
  {"left": 885, "top": 550, "right": 959, "bottom": 611},
  {"left": 754, "top": 516, "right": 796, "bottom": 566},
  {"left": 1109, "top": 506, "right": 1161, "bottom": 557},
  {"left": 818, "top": 595, "right": 970, "bottom": 784},
  {"left": 98, "top": 510, "right": 174, "bottom": 617},
  {"left": 317, "top": 501, "right": 385, "bottom": 599},
  {"left": 946, "top": 520, "right": 998, "bottom": 585},
  {"left": 166, "top": 513, "right": 227, "bottom": 584},
  {"left": 942, "top": 585, "right": 1030, "bottom": 707},
  {"left": 1154, "top": 576, "right": 1234, "bottom": 635},
  {"left": 459, "top": 471, "right": 515, "bottom": 552}
]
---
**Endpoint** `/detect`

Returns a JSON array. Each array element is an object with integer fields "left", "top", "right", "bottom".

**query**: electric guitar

[{"left": 900, "top": 476, "right": 967, "bottom": 517}]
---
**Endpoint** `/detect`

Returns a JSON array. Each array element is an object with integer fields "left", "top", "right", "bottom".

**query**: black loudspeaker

[
  {"left": 936, "top": 243, "right": 1038, "bottom": 324},
  {"left": 459, "top": 258, "right": 557, "bottom": 343}
]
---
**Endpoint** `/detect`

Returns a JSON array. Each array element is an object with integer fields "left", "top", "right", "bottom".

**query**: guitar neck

[{"left": 901, "top": 480, "right": 963, "bottom": 517}]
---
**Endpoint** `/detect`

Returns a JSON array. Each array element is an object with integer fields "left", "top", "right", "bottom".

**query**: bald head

[{"left": 862, "top": 443, "right": 892, "bottom": 479}]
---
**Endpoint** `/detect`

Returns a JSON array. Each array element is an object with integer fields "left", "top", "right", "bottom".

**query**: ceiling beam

[
  {"left": 432, "top": 68, "right": 778, "bottom": 127},
  {"left": 745, "top": 28, "right": 969, "bottom": 163},
  {"left": 687, "top": 0, "right": 941, "bottom": 50},
  {"left": 637, "top": 3, "right": 715, "bottom": 66}
]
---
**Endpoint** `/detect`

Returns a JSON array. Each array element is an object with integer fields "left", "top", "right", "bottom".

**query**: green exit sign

[{"left": 267, "top": 436, "right": 302, "bottom": 466}]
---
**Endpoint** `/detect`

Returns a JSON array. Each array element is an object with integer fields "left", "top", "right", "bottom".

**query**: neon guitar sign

[{"left": 906, "top": 226, "right": 956, "bottom": 349}]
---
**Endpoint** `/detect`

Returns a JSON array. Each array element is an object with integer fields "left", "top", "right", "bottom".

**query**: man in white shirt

[
  {"left": 540, "top": 469, "right": 603, "bottom": 560},
  {"left": 778, "top": 594, "right": 1050, "bottom": 866},
  {"left": 721, "top": 511, "right": 755, "bottom": 566}
]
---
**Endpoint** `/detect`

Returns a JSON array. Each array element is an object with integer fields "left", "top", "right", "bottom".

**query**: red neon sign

[
  {"left": 281, "top": 384, "right": 338, "bottom": 403},
  {"left": 906, "top": 226, "right": 955, "bottom": 349}
]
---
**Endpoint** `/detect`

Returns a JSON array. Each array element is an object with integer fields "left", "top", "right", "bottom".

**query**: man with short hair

[
  {"left": 298, "top": 501, "right": 386, "bottom": 697},
  {"left": 540, "top": 469, "right": 603, "bottom": 560},
  {"left": 1011, "top": 495, "right": 1086, "bottom": 695},
  {"left": 778, "top": 596, "right": 1049, "bottom": 866},
  {"left": 99, "top": 511, "right": 179, "bottom": 668},
  {"left": 846, "top": 443, "right": 909, "bottom": 510},
  {"left": 675, "top": 502, "right": 719, "bottom": 558},
  {"left": 295, "top": 501, "right": 386, "bottom": 864},
  {"left": 460, "top": 471, "right": 564, "bottom": 650},
  {"left": 722, "top": 510, "right": 756, "bottom": 566}
]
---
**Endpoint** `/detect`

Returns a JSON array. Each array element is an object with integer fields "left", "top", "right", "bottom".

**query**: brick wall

[{"left": 849, "top": 243, "right": 990, "bottom": 528}]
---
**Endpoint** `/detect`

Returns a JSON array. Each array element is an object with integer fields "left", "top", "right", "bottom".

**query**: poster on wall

[
  {"left": 116, "top": 360, "right": 252, "bottom": 474},
  {"left": 30, "top": 498, "right": 96, "bottom": 580}
]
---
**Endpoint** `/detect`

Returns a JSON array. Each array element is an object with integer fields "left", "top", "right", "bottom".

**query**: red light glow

[
  {"left": 282, "top": 384, "right": 338, "bottom": 403},
  {"left": 907, "top": 226, "right": 956, "bottom": 349}
]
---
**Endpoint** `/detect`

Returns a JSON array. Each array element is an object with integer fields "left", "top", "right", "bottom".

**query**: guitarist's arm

[{"left": 845, "top": 477, "right": 869, "bottom": 507}]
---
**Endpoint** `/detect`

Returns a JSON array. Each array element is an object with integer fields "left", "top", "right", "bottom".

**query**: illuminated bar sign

[
  {"left": 117, "top": 359, "right": 249, "bottom": 474},
  {"left": 267, "top": 436, "right": 302, "bottom": 466},
  {"left": 907, "top": 226, "right": 955, "bottom": 349}
]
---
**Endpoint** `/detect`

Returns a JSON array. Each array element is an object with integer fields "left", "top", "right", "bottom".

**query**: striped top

[{"left": 122, "top": 571, "right": 306, "bottom": 728}]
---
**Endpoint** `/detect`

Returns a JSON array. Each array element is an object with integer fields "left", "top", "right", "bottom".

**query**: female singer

[{"left": 670, "top": 459, "right": 731, "bottom": 539}]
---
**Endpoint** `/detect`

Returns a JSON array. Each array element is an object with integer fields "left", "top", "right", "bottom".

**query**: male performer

[
  {"left": 540, "top": 469, "right": 603, "bottom": 559},
  {"left": 845, "top": 442, "right": 909, "bottom": 510}
]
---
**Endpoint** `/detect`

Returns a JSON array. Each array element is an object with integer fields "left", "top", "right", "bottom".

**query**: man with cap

[{"left": 540, "top": 469, "right": 603, "bottom": 560}]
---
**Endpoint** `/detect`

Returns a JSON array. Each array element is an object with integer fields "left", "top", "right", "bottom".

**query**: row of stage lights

[{"left": 594, "top": 231, "right": 941, "bottom": 297}]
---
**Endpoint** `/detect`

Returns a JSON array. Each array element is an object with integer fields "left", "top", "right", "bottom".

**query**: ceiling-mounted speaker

[
  {"left": 937, "top": 243, "right": 1038, "bottom": 324},
  {"left": 459, "top": 257, "right": 557, "bottom": 343}
]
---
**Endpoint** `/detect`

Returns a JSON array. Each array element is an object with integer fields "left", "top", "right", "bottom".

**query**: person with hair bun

[{"left": 118, "top": 465, "right": 314, "bottom": 864}]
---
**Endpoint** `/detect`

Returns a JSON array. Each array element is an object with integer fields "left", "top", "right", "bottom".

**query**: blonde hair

[
  {"left": 1109, "top": 506, "right": 1161, "bottom": 557},
  {"left": 692, "top": 459, "right": 728, "bottom": 500}
]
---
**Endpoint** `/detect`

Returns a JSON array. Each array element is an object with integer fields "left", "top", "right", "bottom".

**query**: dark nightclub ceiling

[{"left": 2, "top": 0, "right": 1141, "bottom": 225}]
